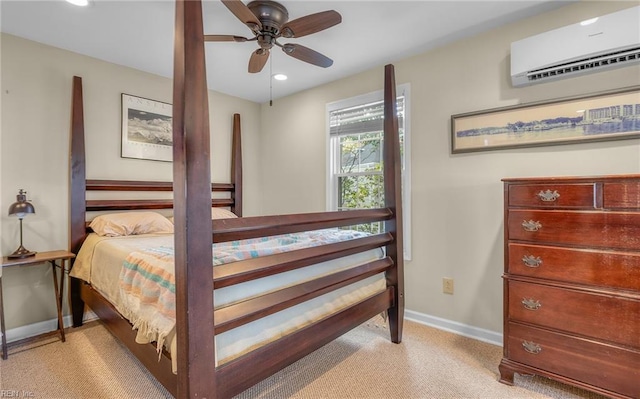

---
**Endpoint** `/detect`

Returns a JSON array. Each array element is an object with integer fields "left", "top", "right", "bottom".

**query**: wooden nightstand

[{"left": 0, "top": 250, "right": 75, "bottom": 359}]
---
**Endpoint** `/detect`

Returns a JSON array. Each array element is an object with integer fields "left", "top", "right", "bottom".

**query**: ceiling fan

[{"left": 205, "top": 0, "right": 342, "bottom": 73}]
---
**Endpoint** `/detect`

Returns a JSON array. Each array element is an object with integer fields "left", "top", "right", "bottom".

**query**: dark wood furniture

[
  {"left": 499, "top": 175, "right": 640, "bottom": 399},
  {"left": 67, "top": 6, "right": 404, "bottom": 395},
  {"left": 0, "top": 250, "right": 75, "bottom": 359}
]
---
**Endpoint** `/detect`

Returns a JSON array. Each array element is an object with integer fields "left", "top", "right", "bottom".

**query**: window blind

[{"left": 329, "top": 97, "right": 405, "bottom": 137}]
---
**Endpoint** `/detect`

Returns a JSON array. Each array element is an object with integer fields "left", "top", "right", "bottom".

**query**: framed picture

[
  {"left": 121, "top": 94, "right": 173, "bottom": 162},
  {"left": 451, "top": 86, "right": 640, "bottom": 153}
]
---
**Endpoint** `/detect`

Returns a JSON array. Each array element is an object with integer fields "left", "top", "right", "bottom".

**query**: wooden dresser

[{"left": 499, "top": 175, "right": 640, "bottom": 399}]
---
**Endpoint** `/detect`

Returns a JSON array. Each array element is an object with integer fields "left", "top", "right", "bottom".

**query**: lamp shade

[{"left": 8, "top": 190, "right": 35, "bottom": 218}]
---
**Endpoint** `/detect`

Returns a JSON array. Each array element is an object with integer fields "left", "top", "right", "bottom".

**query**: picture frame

[
  {"left": 450, "top": 86, "right": 640, "bottom": 153},
  {"left": 121, "top": 94, "right": 173, "bottom": 162}
]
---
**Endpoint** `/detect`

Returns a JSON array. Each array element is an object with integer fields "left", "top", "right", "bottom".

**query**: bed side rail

[
  {"left": 86, "top": 198, "right": 233, "bottom": 211},
  {"left": 214, "top": 257, "right": 393, "bottom": 334},
  {"left": 87, "top": 179, "right": 234, "bottom": 192},
  {"left": 212, "top": 230, "right": 395, "bottom": 344},
  {"left": 211, "top": 208, "right": 393, "bottom": 242},
  {"left": 214, "top": 232, "right": 393, "bottom": 287}
]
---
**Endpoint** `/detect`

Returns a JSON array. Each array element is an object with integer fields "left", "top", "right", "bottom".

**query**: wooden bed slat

[
  {"left": 213, "top": 233, "right": 394, "bottom": 288},
  {"left": 215, "top": 288, "right": 394, "bottom": 398},
  {"left": 214, "top": 257, "right": 394, "bottom": 333},
  {"left": 86, "top": 198, "right": 233, "bottom": 211},
  {"left": 211, "top": 208, "right": 393, "bottom": 242},
  {"left": 87, "top": 179, "right": 234, "bottom": 192}
]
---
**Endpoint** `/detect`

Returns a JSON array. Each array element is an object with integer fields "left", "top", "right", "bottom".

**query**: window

[{"left": 327, "top": 84, "right": 411, "bottom": 260}]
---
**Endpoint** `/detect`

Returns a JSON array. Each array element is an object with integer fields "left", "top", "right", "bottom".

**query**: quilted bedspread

[{"left": 118, "top": 228, "right": 371, "bottom": 353}]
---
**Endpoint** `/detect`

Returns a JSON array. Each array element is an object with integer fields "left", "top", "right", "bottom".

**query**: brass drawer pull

[
  {"left": 522, "top": 255, "right": 542, "bottom": 268},
  {"left": 522, "top": 220, "right": 542, "bottom": 232},
  {"left": 537, "top": 189, "right": 560, "bottom": 202},
  {"left": 522, "top": 341, "right": 542, "bottom": 354},
  {"left": 522, "top": 298, "right": 542, "bottom": 310}
]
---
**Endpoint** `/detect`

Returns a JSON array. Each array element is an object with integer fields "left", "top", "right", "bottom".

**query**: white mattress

[{"left": 71, "top": 232, "right": 386, "bottom": 369}]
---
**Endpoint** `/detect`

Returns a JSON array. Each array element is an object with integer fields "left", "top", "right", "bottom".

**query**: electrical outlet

[{"left": 443, "top": 278, "right": 454, "bottom": 295}]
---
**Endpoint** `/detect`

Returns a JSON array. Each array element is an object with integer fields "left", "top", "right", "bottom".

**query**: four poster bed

[{"left": 68, "top": 2, "right": 404, "bottom": 398}]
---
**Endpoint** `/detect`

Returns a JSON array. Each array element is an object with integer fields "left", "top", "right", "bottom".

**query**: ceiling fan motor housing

[{"left": 247, "top": 1, "right": 289, "bottom": 34}]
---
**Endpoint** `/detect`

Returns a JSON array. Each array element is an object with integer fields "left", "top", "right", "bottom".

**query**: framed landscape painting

[
  {"left": 121, "top": 94, "right": 173, "bottom": 162},
  {"left": 451, "top": 86, "right": 640, "bottom": 153}
]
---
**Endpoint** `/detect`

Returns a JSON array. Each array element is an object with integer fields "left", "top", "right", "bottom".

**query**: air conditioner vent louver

[{"left": 527, "top": 47, "right": 640, "bottom": 83}]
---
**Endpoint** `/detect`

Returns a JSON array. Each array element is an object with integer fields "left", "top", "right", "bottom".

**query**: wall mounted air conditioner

[{"left": 510, "top": 5, "right": 640, "bottom": 87}]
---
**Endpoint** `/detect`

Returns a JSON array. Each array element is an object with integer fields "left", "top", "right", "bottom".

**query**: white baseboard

[
  {"left": 405, "top": 309, "right": 503, "bottom": 346},
  {"left": 4, "top": 310, "right": 98, "bottom": 343}
]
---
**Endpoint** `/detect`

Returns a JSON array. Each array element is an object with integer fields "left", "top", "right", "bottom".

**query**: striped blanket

[{"left": 118, "top": 229, "right": 371, "bottom": 352}]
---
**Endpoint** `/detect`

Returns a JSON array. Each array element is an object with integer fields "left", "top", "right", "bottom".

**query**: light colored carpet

[{"left": 0, "top": 319, "right": 608, "bottom": 398}]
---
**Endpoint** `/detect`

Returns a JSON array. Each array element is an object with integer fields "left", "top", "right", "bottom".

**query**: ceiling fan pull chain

[{"left": 269, "top": 53, "right": 273, "bottom": 107}]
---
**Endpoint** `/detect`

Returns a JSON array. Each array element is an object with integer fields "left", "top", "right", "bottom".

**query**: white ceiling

[{"left": 1, "top": 0, "right": 573, "bottom": 104}]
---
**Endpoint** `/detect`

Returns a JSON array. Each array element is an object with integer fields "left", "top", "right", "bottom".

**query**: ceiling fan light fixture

[
  {"left": 66, "top": 0, "right": 89, "bottom": 6},
  {"left": 273, "top": 74, "right": 287, "bottom": 81}
]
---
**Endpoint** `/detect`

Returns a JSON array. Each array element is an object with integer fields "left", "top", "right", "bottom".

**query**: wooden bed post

[
  {"left": 383, "top": 64, "right": 405, "bottom": 343},
  {"left": 231, "top": 113, "right": 243, "bottom": 217},
  {"left": 69, "top": 75, "right": 86, "bottom": 327},
  {"left": 173, "top": 0, "right": 216, "bottom": 397}
]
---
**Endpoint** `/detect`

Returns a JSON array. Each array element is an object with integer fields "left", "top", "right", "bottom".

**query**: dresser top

[{"left": 502, "top": 174, "right": 640, "bottom": 183}]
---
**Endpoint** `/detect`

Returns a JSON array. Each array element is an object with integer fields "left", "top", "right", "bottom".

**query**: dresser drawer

[
  {"left": 508, "top": 243, "right": 640, "bottom": 291},
  {"left": 508, "top": 183, "right": 595, "bottom": 209},
  {"left": 508, "top": 280, "right": 640, "bottom": 348},
  {"left": 508, "top": 210, "right": 640, "bottom": 250},
  {"left": 507, "top": 322, "right": 640, "bottom": 398},
  {"left": 604, "top": 182, "right": 640, "bottom": 209}
]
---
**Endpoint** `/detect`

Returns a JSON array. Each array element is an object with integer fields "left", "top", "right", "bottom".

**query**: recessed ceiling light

[
  {"left": 273, "top": 74, "right": 288, "bottom": 81},
  {"left": 66, "top": 0, "right": 89, "bottom": 6}
]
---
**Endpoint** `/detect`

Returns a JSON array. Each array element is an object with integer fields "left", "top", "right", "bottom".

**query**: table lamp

[{"left": 7, "top": 189, "right": 36, "bottom": 258}]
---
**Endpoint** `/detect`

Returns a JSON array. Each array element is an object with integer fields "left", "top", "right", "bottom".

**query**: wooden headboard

[{"left": 68, "top": 76, "right": 243, "bottom": 255}]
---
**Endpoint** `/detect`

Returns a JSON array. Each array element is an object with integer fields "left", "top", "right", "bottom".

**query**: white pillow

[
  {"left": 168, "top": 208, "right": 238, "bottom": 223},
  {"left": 90, "top": 212, "right": 174, "bottom": 237},
  {"left": 211, "top": 208, "right": 238, "bottom": 219}
]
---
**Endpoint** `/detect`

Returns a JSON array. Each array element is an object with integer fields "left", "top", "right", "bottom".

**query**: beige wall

[
  {"left": 0, "top": 34, "right": 262, "bottom": 329},
  {"left": 258, "top": 1, "right": 640, "bottom": 334}
]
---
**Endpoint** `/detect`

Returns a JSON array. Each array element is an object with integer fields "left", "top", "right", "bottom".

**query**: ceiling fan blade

[
  {"left": 221, "top": 0, "right": 262, "bottom": 32},
  {"left": 204, "top": 35, "right": 249, "bottom": 42},
  {"left": 280, "top": 10, "right": 341, "bottom": 38},
  {"left": 248, "top": 49, "right": 270, "bottom": 73},
  {"left": 281, "top": 44, "right": 333, "bottom": 68}
]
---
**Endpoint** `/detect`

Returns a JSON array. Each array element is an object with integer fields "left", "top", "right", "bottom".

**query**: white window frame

[{"left": 326, "top": 84, "right": 412, "bottom": 260}]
